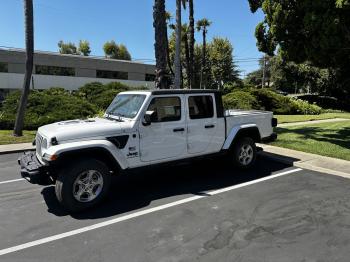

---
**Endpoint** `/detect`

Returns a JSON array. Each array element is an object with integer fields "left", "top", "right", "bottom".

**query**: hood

[{"left": 38, "top": 118, "right": 134, "bottom": 142}]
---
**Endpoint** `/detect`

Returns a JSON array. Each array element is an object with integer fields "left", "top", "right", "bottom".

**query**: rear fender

[{"left": 222, "top": 124, "right": 260, "bottom": 150}]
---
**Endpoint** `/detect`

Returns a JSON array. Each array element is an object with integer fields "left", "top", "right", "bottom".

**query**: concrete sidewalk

[
  {"left": 278, "top": 117, "right": 350, "bottom": 127},
  {"left": 0, "top": 143, "right": 34, "bottom": 155},
  {"left": 258, "top": 143, "right": 350, "bottom": 178}
]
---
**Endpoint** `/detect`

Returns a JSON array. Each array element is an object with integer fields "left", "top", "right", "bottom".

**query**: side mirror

[{"left": 142, "top": 111, "right": 154, "bottom": 126}]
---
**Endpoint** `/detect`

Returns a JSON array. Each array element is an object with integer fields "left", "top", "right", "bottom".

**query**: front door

[
  {"left": 186, "top": 94, "right": 218, "bottom": 154},
  {"left": 139, "top": 95, "right": 187, "bottom": 162}
]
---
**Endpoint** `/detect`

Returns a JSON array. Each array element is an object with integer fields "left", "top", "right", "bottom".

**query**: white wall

[{"left": 0, "top": 72, "right": 155, "bottom": 91}]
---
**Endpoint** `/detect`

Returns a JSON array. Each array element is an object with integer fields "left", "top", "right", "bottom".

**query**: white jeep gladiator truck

[{"left": 19, "top": 89, "right": 277, "bottom": 212}]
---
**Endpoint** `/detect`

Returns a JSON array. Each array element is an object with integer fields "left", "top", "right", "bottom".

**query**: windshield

[{"left": 106, "top": 94, "right": 146, "bottom": 119}]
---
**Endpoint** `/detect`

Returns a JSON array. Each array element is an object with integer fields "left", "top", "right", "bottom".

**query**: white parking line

[
  {"left": 0, "top": 178, "right": 25, "bottom": 185},
  {"left": 0, "top": 168, "right": 302, "bottom": 256}
]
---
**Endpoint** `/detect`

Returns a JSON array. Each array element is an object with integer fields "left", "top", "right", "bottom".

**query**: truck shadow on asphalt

[{"left": 41, "top": 155, "right": 292, "bottom": 219}]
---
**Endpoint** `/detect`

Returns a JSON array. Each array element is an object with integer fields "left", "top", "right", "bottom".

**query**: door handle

[
  {"left": 205, "top": 124, "right": 215, "bottom": 129},
  {"left": 173, "top": 128, "right": 185, "bottom": 132}
]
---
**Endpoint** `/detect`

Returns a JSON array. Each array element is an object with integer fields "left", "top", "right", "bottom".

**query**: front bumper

[{"left": 18, "top": 151, "right": 49, "bottom": 184}]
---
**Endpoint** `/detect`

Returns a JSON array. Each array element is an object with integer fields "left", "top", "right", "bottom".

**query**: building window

[
  {"left": 188, "top": 95, "right": 214, "bottom": 119},
  {"left": 145, "top": 74, "right": 155, "bottom": 82},
  {"left": 35, "top": 65, "right": 75, "bottom": 76},
  {"left": 96, "top": 70, "right": 128, "bottom": 80},
  {"left": 0, "top": 62, "right": 8, "bottom": 73}
]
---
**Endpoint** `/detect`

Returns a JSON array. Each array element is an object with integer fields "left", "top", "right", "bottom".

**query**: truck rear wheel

[
  {"left": 231, "top": 137, "right": 257, "bottom": 169},
  {"left": 55, "top": 159, "right": 112, "bottom": 212}
]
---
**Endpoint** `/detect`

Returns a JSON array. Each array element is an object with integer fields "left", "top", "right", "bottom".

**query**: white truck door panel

[
  {"left": 186, "top": 94, "right": 218, "bottom": 154},
  {"left": 139, "top": 95, "right": 187, "bottom": 162}
]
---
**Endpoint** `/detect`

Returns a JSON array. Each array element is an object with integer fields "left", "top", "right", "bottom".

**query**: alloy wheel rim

[
  {"left": 73, "top": 170, "right": 104, "bottom": 203},
  {"left": 238, "top": 144, "right": 254, "bottom": 166}
]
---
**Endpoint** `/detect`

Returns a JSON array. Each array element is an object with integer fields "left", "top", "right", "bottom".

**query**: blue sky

[{"left": 0, "top": 0, "right": 264, "bottom": 75}]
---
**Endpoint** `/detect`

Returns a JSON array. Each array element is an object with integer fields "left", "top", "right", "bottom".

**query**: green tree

[
  {"left": 248, "top": 0, "right": 350, "bottom": 100},
  {"left": 78, "top": 40, "right": 91, "bottom": 56},
  {"left": 58, "top": 40, "right": 79, "bottom": 55},
  {"left": 153, "top": 0, "right": 169, "bottom": 89},
  {"left": 208, "top": 37, "right": 240, "bottom": 90},
  {"left": 196, "top": 18, "right": 212, "bottom": 89},
  {"left": 103, "top": 41, "right": 131, "bottom": 61},
  {"left": 14, "top": 0, "right": 34, "bottom": 136}
]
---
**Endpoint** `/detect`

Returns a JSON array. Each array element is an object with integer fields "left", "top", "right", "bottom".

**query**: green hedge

[
  {"left": 0, "top": 88, "right": 98, "bottom": 130},
  {"left": 223, "top": 88, "right": 322, "bottom": 115}
]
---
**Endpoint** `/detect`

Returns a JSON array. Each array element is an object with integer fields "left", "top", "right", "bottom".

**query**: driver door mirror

[{"left": 142, "top": 111, "right": 155, "bottom": 126}]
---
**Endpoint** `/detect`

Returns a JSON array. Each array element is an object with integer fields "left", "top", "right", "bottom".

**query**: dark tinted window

[
  {"left": 35, "top": 65, "right": 75, "bottom": 76},
  {"left": 0, "top": 62, "right": 8, "bottom": 73},
  {"left": 96, "top": 70, "right": 128, "bottom": 80},
  {"left": 147, "top": 97, "right": 181, "bottom": 122},
  {"left": 188, "top": 95, "right": 214, "bottom": 119}
]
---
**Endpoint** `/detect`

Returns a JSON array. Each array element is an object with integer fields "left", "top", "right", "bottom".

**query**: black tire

[
  {"left": 55, "top": 159, "right": 112, "bottom": 212},
  {"left": 230, "top": 137, "right": 257, "bottom": 169}
]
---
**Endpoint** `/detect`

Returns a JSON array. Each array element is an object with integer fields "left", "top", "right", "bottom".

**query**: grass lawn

[
  {"left": 0, "top": 130, "right": 36, "bottom": 145},
  {"left": 271, "top": 120, "right": 350, "bottom": 161},
  {"left": 276, "top": 113, "right": 350, "bottom": 124}
]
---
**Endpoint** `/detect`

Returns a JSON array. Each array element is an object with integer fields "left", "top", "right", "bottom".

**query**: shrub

[
  {"left": 223, "top": 91, "right": 259, "bottom": 110},
  {"left": 75, "top": 82, "right": 130, "bottom": 110},
  {"left": 0, "top": 88, "right": 98, "bottom": 130},
  {"left": 289, "top": 98, "right": 323, "bottom": 115}
]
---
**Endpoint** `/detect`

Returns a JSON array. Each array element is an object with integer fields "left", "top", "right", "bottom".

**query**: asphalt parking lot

[{"left": 1, "top": 153, "right": 350, "bottom": 262}]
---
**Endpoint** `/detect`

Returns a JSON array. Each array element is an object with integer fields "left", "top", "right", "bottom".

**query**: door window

[
  {"left": 147, "top": 97, "right": 181, "bottom": 122},
  {"left": 188, "top": 96, "right": 214, "bottom": 119}
]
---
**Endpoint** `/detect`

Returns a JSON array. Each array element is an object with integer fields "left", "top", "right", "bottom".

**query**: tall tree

[
  {"left": 248, "top": 0, "right": 350, "bottom": 100},
  {"left": 14, "top": 0, "right": 34, "bottom": 136},
  {"left": 174, "top": 0, "right": 187, "bottom": 89},
  {"left": 188, "top": 0, "right": 195, "bottom": 89},
  {"left": 78, "top": 40, "right": 91, "bottom": 56},
  {"left": 196, "top": 18, "right": 211, "bottom": 89},
  {"left": 103, "top": 41, "right": 131, "bottom": 60},
  {"left": 165, "top": 11, "right": 175, "bottom": 76},
  {"left": 153, "top": 0, "right": 169, "bottom": 89},
  {"left": 58, "top": 40, "right": 79, "bottom": 55},
  {"left": 208, "top": 37, "right": 240, "bottom": 90}
]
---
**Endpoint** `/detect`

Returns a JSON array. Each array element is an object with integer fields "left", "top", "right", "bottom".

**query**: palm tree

[
  {"left": 165, "top": 11, "right": 175, "bottom": 76},
  {"left": 153, "top": 0, "right": 168, "bottom": 89},
  {"left": 196, "top": 18, "right": 211, "bottom": 89},
  {"left": 188, "top": 0, "right": 195, "bottom": 89},
  {"left": 182, "top": 24, "right": 190, "bottom": 89},
  {"left": 14, "top": 0, "right": 34, "bottom": 136},
  {"left": 174, "top": 0, "right": 187, "bottom": 89}
]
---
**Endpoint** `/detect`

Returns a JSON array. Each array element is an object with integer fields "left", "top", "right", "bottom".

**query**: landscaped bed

[
  {"left": 0, "top": 130, "right": 36, "bottom": 145},
  {"left": 271, "top": 120, "right": 350, "bottom": 161}
]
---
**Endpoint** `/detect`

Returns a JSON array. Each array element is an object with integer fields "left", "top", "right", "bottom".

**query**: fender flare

[
  {"left": 222, "top": 124, "right": 260, "bottom": 150},
  {"left": 44, "top": 139, "right": 129, "bottom": 170}
]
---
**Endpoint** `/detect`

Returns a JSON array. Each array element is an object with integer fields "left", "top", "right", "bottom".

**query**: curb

[
  {"left": 259, "top": 150, "right": 350, "bottom": 179},
  {"left": 0, "top": 148, "right": 35, "bottom": 156}
]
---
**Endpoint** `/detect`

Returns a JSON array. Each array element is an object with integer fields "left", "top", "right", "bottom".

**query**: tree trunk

[
  {"left": 188, "top": 0, "right": 195, "bottom": 89},
  {"left": 184, "top": 31, "right": 190, "bottom": 89},
  {"left": 200, "top": 30, "right": 207, "bottom": 89},
  {"left": 153, "top": 0, "right": 168, "bottom": 89},
  {"left": 14, "top": 0, "right": 34, "bottom": 136},
  {"left": 174, "top": 0, "right": 182, "bottom": 89}
]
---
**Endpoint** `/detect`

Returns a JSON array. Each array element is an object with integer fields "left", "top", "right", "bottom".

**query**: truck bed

[{"left": 224, "top": 109, "right": 274, "bottom": 140}]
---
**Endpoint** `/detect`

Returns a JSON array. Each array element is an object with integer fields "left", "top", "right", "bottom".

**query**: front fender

[
  {"left": 222, "top": 123, "right": 258, "bottom": 150},
  {"left": 44, "top": 139, "right": 129, "bottom": 170}
]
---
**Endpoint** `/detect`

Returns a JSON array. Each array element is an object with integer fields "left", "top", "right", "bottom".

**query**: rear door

[
  {"left": 139, "top": 95, "right": 187, "bottom": 162},
  {"left": 186, "top": 94, "right": 218, "bottom": 154}
]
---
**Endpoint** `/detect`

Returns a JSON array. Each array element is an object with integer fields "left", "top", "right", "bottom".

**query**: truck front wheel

[
  {"left": 231, "top": 137, "right": 257, "bottom": 169},
  {"left": 55, "top": 159, "right": 112, "bottom": 212}
]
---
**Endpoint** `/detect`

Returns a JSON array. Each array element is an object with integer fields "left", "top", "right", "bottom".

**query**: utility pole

[{"left": 261, "top": 55, "right": 266, "bottom": 88}]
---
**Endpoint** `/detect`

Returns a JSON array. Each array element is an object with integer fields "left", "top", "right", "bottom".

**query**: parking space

[{"left": 1, "top": 153, "right": 350, "bottom": 261}]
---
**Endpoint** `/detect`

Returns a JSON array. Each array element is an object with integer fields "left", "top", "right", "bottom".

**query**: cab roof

[{"left": 151, "top": 89, "right": 221, "bottom": 95}]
